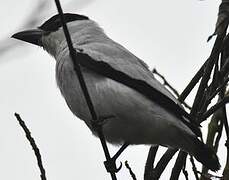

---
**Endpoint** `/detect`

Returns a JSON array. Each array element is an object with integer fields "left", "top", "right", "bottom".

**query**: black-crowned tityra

[{"left": 12, "top": 13, "right": 220, "bottom": 171}]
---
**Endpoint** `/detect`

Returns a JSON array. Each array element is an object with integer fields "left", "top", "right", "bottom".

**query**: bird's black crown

[{"left": 39, "top": 13, "right": 89, "bottom": 32}]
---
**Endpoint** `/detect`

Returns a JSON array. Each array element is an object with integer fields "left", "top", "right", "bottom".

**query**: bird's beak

[{"left": 11, "top": 29, "right": 44, "bottom": 46}]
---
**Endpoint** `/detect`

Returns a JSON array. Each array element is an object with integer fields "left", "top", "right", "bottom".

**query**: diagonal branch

[
  {"left": 169, "top": 151, "right": 187, "bottom": 180},
  {"left": 189, "top": 156, "right": 199, "bottom": 180},
  {"left": 14, "top": 113, "right": 47, "bottom": 180},
  {"left": 201, "top": 96, "right": 229, "bottom": 121},
  {"left": 152, "top": 69, "right": 191, "bottom": 110},
  {"left": 144, "top": 146, "right": 159, "bottom": 180},
  {"left": 148, "top": 149, "right": 178, "bottom": 180},
  {"left": 125, "top": 161, "right": 137, "bottom": 180},
  {"left": 152, "top": 69, "right": 180, "bottom": 97},
  {"left": 182, "top": 160, "right": 189, "bottom": 180},
  {"left": 53, "top": 0, "right": 117, "bottom": 179},
  {"left": 178, "top": 60, "right": 208, "bottom": 102},
  {"left": 191, "top": 34, "right": 225, "bottom": 117}
]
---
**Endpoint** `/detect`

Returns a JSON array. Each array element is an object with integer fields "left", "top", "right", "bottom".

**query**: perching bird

[{"left": 12, "top": 13, "right": 220, "bottom": 171}]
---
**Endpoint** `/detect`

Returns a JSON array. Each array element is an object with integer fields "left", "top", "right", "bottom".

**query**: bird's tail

[{"left": 187, "top": 136, "right": 220, "bottom": 171}]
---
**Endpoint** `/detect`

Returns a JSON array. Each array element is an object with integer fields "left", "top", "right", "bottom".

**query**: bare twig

[
  {"left": 220, "top": 91, "right": 229, "bottom": 179},
  {"left": 14, "top": 113, "right": 47, "bottom": 180},
  {"left": 152, "top": 68, "right": 191, "bottom": 110},
  {"left": 221, "top": 57, "right": 229, "bottom": 77},
  {"left": 170, "top": 151, "right": 187, "bottom": 180},
  {"left": 201, "top": 92, "right": 225, "bottom": 177},
  {"left": 182, "top": 161, "right": 189, "bottom": 180},
  {"left": 150, "top": 149, "right": 178, "bottom": 179},
  {"left": 201, "top": 96, "right": 229, "bottom": 121},
  {"left": 219, "top": 44, "right": 229, "bottom": 179},
  {"left": 182, "top": 168, "right": 189, "bottom": 180},
  {"left": 144, "top": 146, "right": 159, "bottom": 180},
  {"left": 178, "top": 60, "right": 208, "bottom": 102},
  {"left": 205, "top": 77, "right": 229, "bottom": 106},
  {"left": 125, "top": 161, "right": 137, "bottom": 180},
  {"left": 222, "top": 106, "right": 229, "bottom": 179},
  {"left": 53, "top": 1, "right": 118, "bottom": 179},
  {"left": 152, "top": 69, "right": 180, "bottom": 97},
  {"left": 189, "top": 156, "right": 199, "bottom": 180},
  {"left": 220, "top": 96, "right": 229, "bottom": 139},
  {"left": 198, "top": 62, "right": 220, "bottom": 117},
  {"left": 191, "top": 34, "right": 225, "bottom": 117},
  {"left": 202, "top": 27, "right": 229, "bottom": 177}
]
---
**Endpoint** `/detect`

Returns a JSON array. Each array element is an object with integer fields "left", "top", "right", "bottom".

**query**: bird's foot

[
  {"left": 104, "top": 158, "right": 122, "bottom": 173},
  {"left": 104, "top": 142, "right": 129, "bottom": 173},
  {"left": 91, "top": 115, "right": 115, "bottom": 130}
]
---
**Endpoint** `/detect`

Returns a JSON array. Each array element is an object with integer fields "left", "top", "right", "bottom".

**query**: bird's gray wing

[
  {"left": 79, "top": 41, "right": 181, "bottom": 106},
  {"left": 75, "top": 41, "right": 201, "bottom": 136}
]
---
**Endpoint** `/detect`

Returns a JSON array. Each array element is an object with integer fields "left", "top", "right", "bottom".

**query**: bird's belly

[{"left": 56, "top": 61, "right": 193, "bottom": 146}]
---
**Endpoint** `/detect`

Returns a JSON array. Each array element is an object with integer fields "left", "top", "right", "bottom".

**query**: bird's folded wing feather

[
  {"left": 73, "top": 41, "right": 201, "bottom": 136},
  {"left": 79, "top": 42, "right": 183, "bottom": 106}
]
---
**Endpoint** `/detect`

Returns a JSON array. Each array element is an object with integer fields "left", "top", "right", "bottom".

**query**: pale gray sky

[{"left": 0, "top": 0, "right": 224, "bottom": 179}]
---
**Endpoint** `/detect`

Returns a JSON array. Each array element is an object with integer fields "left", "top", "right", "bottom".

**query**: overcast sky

[{"left": 0, "top": 0, "right": 225, "bottom": 180}]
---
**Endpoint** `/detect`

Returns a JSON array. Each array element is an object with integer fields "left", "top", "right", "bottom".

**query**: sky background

[{"left": 0, "top": 0, "right": 225, "bottom": 179}]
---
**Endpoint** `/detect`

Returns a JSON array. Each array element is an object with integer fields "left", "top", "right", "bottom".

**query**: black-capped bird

[{"left": 12, "top": 13, "right": 220, "bottom": 171}]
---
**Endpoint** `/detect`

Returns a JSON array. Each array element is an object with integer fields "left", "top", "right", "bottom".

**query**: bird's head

[{"left": 11, "top": 13, "right": 101, "bottom": 57}]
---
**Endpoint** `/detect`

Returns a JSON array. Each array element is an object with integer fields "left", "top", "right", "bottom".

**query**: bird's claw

[{"left": 104, "top": 159, "right": 122, "bottom": 173}]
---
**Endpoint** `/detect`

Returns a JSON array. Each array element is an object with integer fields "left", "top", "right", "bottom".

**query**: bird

[{"left": 12, "top": 13, "right": 220, "bottom": 171}]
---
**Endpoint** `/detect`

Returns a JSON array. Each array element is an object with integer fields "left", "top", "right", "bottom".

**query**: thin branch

[
  {"left": 201, "top": 23, "right": 229, "bottom": 175},
  {"left": 182, "top": 168, "right": 189, "bottom": 180},
  {"left": 222, "top": 107, "right": 229, "bottom": 179},
  {"left": 125, "top": 161, "right": 137, "bottom": 180},
  {"left": 214, "top": 119, "right": 223, "bottom": 151},
  {"left": 152, "top": 68, "right": 180, "bottom": 97},
  {"left": 152, "top": 68, "right": 191, "bottom": 110},
  {"left": 198, "top": 63, "right": 220, "bottom": 117},
  {"left": 14, "top": 113, "right": 47, "bottom": 180},
  {"left": 170, "top": 151, "right": 187, "bottom": 180},
  {"left": 220, "top": 91, "right": 229, "bottom": 179},
  {"left": 223, "top": 145, "right": 229, "bottom": 179},
  {"left": 221, "top": 57, "right": 229, "bottom": 77},
  {"left": 221, "top": 98, "right": 229, "bottom": 138},
  {"left": 178, "top": 60, "right": 208, "bottom": 102},
  {"left": 201, "top": 103, "right": 224, "bottom": 177},
  {"left": 205, "top": 77, "right": 229, "bottom": 107},
  {"left": 150, "top": 149, "right": 178, "bottom": 179},
  {"left": 144, "top": 146, "right": 159, "bottom": 180},
  {"left": 189, "top": 156, "right": 199, "bottom": 180},
  {"left": 191, "top": 34, "right": 224, "bottom": 117},
  {"left": 53, "top": 1, "right": 117, "bottom": 179},
  {"left": 201, "top": 96, "right": 229, "bottom": 121},
  {"left": 182, "top": 161, "right": 189, "bottom": 180}
]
